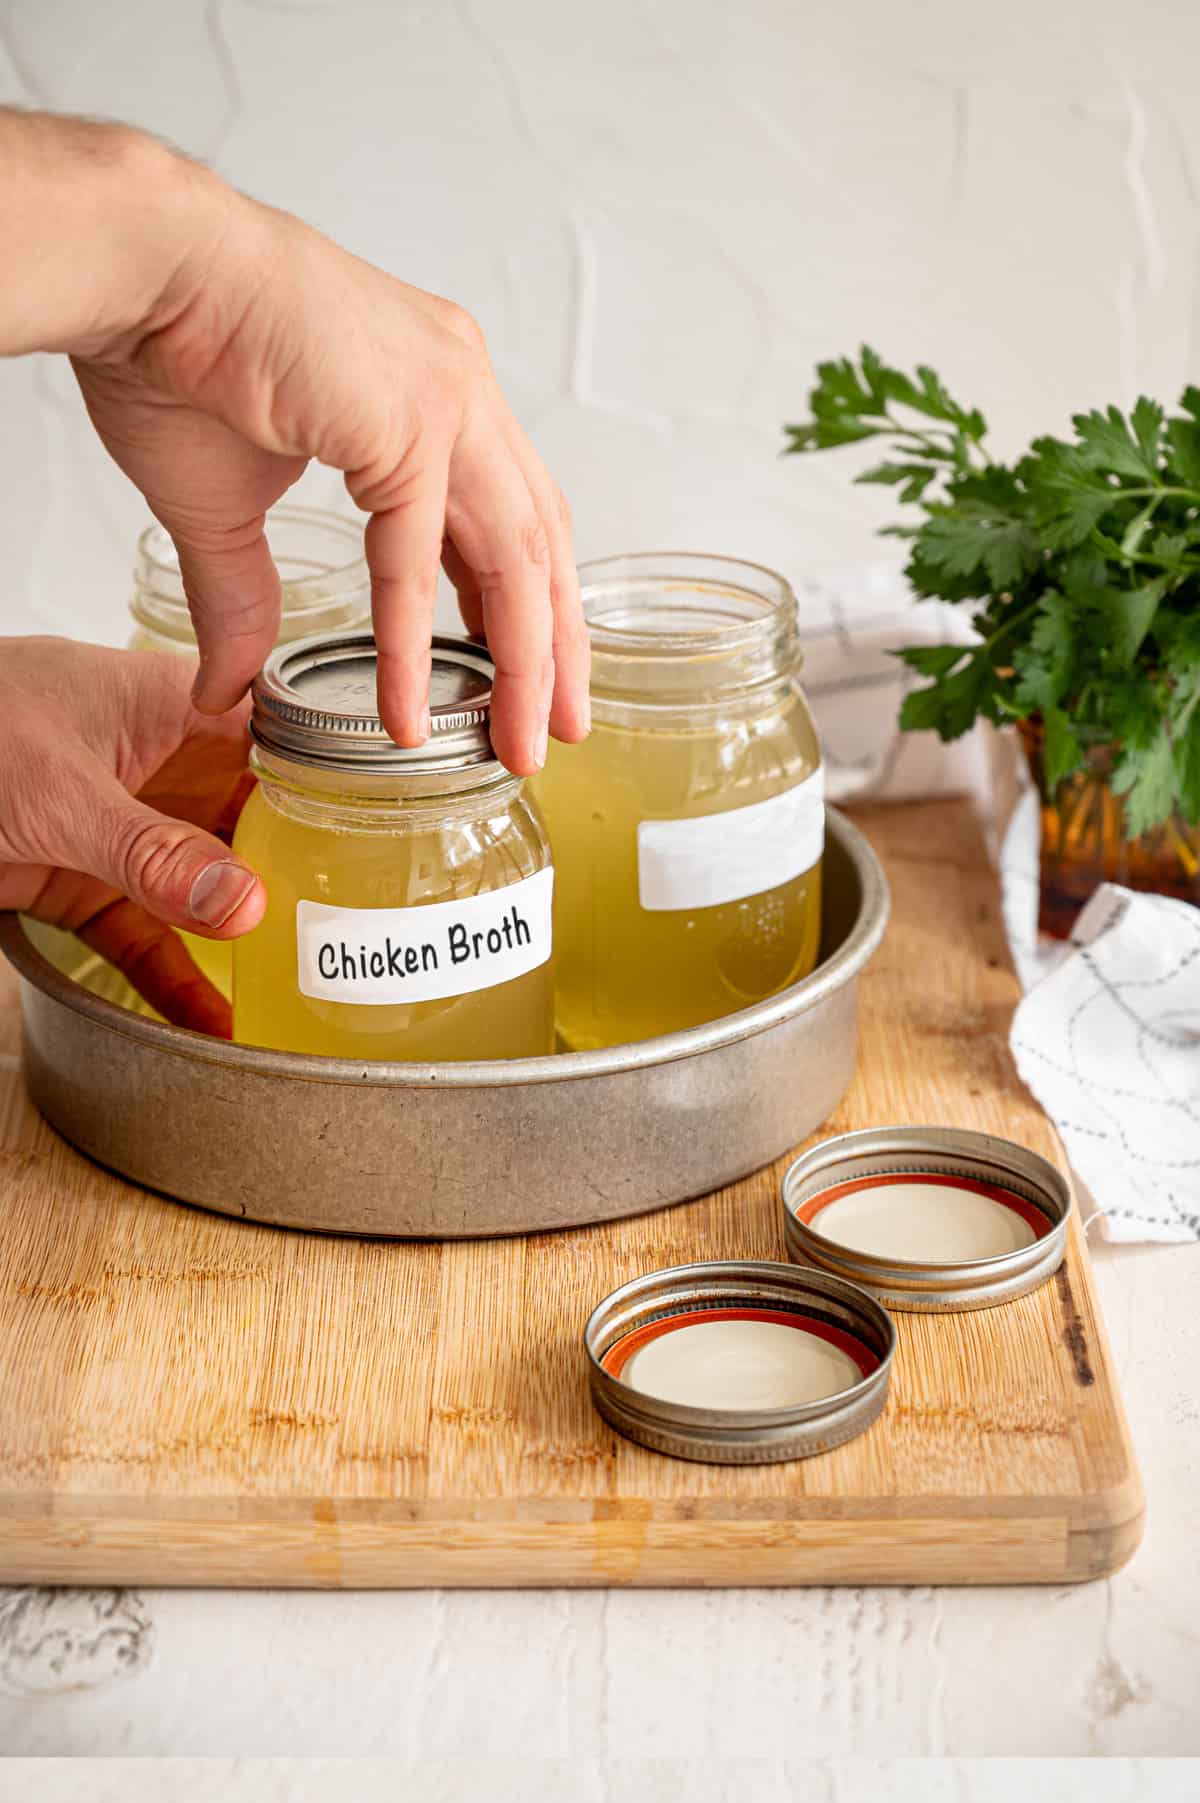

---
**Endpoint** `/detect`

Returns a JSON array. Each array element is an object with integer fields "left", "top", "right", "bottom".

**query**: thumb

[
  {"left": 166, "top": 517, "right": 282, "bottom": 715},
  {"left": 77, "top": 775, "right": 265, "bottom": 938}
]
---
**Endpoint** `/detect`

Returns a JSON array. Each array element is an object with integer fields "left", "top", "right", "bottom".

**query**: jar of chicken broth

[
  {"left": 532, "top": 553, "right": 823, "bottom": 1050},
  {"left": 232, "top": 631, "right": 555, "bottom": 1062}
]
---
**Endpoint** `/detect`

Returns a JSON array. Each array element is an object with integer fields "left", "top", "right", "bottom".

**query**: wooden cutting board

[{"left": 0, "top": 800, "right": 1143, "bottom": 1588}]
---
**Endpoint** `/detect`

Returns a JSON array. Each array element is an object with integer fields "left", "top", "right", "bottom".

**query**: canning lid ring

[
  {"left": 251, "top": 630, "right": 499, "bottom": 774},
  {"left": 584, "top": 1259, "right": 896, "bottom": 1465},
  {"left": 781, "top": 1126, "right": 1072, "bottom": 1312}
]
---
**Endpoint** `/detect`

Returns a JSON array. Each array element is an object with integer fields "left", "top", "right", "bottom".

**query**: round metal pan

[{"left": 0, "top": 807, "right": 888, "bottom": 1238}]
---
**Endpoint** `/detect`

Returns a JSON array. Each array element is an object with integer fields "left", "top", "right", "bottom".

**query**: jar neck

[
  {"left": 130, "top": 507, "right": 370, "bottom": 651},
  {"left": 129, "top": 592, "right": 368, "bottom": 651},
  {"left": 249, "top": 744, "right": 525, "bottom": 831},
  {"left": 581, "top": 554, "right": 803, "bottom": 721}
]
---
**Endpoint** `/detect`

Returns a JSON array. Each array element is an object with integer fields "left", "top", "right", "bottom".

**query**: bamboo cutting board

[{"left": 0, "top": 800, "right": 1143, "bottom": 1588}]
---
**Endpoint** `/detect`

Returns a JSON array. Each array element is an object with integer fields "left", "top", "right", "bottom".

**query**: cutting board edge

[
  {"left": 0, "top": 1470, "right": 1145, "bottom": 1589},
  {"left": 0, "top": 1507, "right": 1139, "bottom": 1589}
]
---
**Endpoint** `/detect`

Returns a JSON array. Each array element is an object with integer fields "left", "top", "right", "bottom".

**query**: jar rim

[
  {"left": 251, "top": 629, "right": 501, "bottom": 779},
  {"left": 579, "top": 552, "right": 798, "bottom": 658},
  {"left": 136, "top": 505, "right": 369, "bottom": 609}
]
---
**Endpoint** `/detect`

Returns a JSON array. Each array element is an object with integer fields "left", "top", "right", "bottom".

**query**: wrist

[
  {"left": 82, "top": 128, "right": 236, "bottom": 359},
  {"left": 0, "top": 110, "right": 235, "bottom": 360}
]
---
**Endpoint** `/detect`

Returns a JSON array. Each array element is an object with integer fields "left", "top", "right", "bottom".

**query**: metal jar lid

[
  {"left": 585, "top": 1260, "right": 895, "bottom": 1465},
  {"left": 782, "top": 1126, "right": 1072, "bottom": 1313},
  {"left": 250, "top": 630, "right": 498, "bottom": 775}
]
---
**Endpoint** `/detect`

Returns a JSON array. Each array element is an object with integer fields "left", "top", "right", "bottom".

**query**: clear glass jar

[
  {"left": 127, "top": 505, "right": 369, "bottom": 1003},
  {"left": 232, "top": 633, "right": 555, "bottom": 1061},
  {"left": 532, "top": 553, "right": 824, "bottom": 1050},
  {"left": 31, "top": 509, "right": 372, "bottom": 1026},
  {"left": 127, "top": 505, "right": 370, "bottom": 652}
]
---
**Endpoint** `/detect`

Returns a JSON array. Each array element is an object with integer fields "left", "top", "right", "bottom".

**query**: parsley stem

[
  {"left": 1117, "top": 485, "right": 1200, "bottom": 503},
  {"left": 877, "top": 411, "right": 985, "bottom": 471},
  {"left": 981, "top": 600, "right": 1041, "bottom": 654}
]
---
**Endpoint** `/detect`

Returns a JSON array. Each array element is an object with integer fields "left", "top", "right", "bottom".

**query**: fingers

[
  {"left": 443, "top": 422, "right": 556, "bottom": 776},
  {"left": 77, "top": 897, "right": 233, "bottom": 1037},
  {"left": 441, "top": 537, "right": 485, "bottom": 642},
  {"left": 167, "top": 516, "right": 282, "bottom": 715},
  {"left": 67, "top": 770, "right": 265, "bottom": 939},
  {"left": 501, "top": 419, "right": 590, "bottom": 744},
  {"left": 441, "top": 417, "right": 589, "bottom": 765},
  {"left": 358, "top": 457, "right": 450, "bottom": 745}
]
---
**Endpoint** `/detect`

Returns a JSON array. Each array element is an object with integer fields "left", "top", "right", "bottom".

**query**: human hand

[
  {"left": 0, "top": 637, "right": 262, "bottom": 1036},
  {"left": 64, "top": 137, "right": 588, "bottom": 774}
]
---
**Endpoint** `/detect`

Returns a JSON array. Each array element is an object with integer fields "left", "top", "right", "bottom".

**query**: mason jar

[
  {"left": 29, "top": 509, "right": 372, "bottom": 1024},
  {"left": 128, "top": 505, "right": 369, "bottom": 1004},
  {"left": 127, "top": 505, "right": 370, "bottom": 652},
  {"left": 233, "top": 631, "right": 555, "bottom": 1062},
  {"left": 532, "top": 552, "right": 823, "bottom": 1050}
]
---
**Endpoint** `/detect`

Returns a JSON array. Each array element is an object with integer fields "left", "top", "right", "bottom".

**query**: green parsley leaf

[
  {"left": 855, "top": 461, "right": 941, "bottom": 503},
  {"left": 899, "top": 649, "right": 993, "bottom": 740},
  {"left": 1165, "top": 413, "right": 1200, "bottom": 490},
  {"left": 895, "top": 643, "right": 969, "bottom": 679},
  {"left": 1020, "top": 437, "right": 1115, "bottom": 547},
  {"left": 1113, "top": 725, "right": 1176, "bottom": 837},
  {"left": 1011, "top": 592, "right": 1075, "bottom": 713},
  {"left": 783, "top": 419, "right": 879, "bottom": 452},
  {"left": 1175, "top": 713, "right": 1200, "bottom": 822},
  {"left": 1130, "top": 397, "right": 1165, "bottom": 468},
  {"left": 1073, "top": 404, "right": 1161, "bottom": 482},
  {"left": 1043, "top": 706, "right": 1083, "bottom": 791},
  {"left": 1103, "top": 578, "right": 1168, "bottom": 666},
  {"left": 916, "top": 509, "right": 1039, "bottom": 592}
]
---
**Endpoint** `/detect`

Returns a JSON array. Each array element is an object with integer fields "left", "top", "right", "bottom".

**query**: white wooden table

[{"left": 0, "top": 1233, "right": 1196, "bottom": 1758}]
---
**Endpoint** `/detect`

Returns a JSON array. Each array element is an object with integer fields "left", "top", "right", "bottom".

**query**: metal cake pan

[{"left": 0, "top": 807, "right": 888, "bottom": 1238}]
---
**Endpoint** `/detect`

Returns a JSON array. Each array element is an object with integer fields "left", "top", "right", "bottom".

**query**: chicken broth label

[
  {"left": 295, "top": 868, "right": 554, "bottom": 1005},
  {"left": 637, "top": 768, "right": 825, "bottom": 912}
]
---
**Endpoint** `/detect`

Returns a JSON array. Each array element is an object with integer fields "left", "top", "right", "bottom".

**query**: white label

[
  {"left": 295, "top": 867, "right": 553, "bottom": 1005},
  {"left": 637, "top": 768, "right": 824, "bottom": 912}
]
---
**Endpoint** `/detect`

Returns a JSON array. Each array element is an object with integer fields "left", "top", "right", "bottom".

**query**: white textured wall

[{"left": 2, "top": 0, "right": 1200, "bottom": 645}]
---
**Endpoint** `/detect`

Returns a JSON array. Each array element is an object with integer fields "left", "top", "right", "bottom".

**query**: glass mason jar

[
  {"left": 532, "top": 553, "right": 824, "bottom": 1050},
  {"left": 233, "top": 631, "right": 555, "bottom": 1061},
  {"left": 128, "top": 505, "right": 369, "bottom": 1004},
  {"left": 30, "top": 508, "right": 371, "bottom": 1024},
  {"left": 127, "top": 505, "right": 370, "bottom": 652}
]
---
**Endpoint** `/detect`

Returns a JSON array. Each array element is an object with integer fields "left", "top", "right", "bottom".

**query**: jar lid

[
  {"left": 782, "top": 1126, "right": 1071, "bottom": 1312},
  {"left": 251, "top": 630, "right": 498, "bottom": 774},
  {"left": 585, "top": 1260, "right": 895, "bottom": 1464}
]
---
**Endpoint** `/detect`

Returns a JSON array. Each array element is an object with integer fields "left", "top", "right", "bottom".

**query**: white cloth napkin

[
  {"left": 1010, "top": 886, "right": 1200, "bottom": 1243},
  {"left": 797, "top": 563, "right": 1200, "bottom": 1244}
]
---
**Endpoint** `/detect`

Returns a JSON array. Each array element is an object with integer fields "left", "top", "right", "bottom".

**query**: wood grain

[{"left": 0, "top": 801, "right": 1143, "bottom": 1587}]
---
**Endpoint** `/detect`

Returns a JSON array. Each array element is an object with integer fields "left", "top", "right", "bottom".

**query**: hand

[
  {"left": 0, "top": 637, "right": 263, "bottom": 1037},
  {"left": 66, "top": 138, "right": 589, "bottom": 774}
]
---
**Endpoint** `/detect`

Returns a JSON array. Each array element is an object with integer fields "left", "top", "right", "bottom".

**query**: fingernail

[
  {"left": 420, "top": 706, "right": 431, "bottom": 742},
  {"left": 189, "top": 861, "right": 257, "bottom": 928},
  {"left": 581, "top": 693, "right": 591, "bottom": 735},
  {"left": 534, "top": 716, "right": 550, "bottom": 770}
]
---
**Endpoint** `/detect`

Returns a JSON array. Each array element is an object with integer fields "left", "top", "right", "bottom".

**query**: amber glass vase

[{"left": 1019, "top": 720, "right": 1200, "bottom": 938}]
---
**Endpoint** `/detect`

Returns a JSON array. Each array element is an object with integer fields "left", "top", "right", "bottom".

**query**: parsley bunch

[{"left": 784, "top": 348, "right": 1200, "bottom": 835}]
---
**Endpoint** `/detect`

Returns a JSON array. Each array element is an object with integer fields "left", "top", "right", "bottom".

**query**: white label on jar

[
  {"left": 637, "top": 768, "right": 824, "bottom": 911},
  {"left": 295, "top": 867, "right": 553, "bottom": 1006}
]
